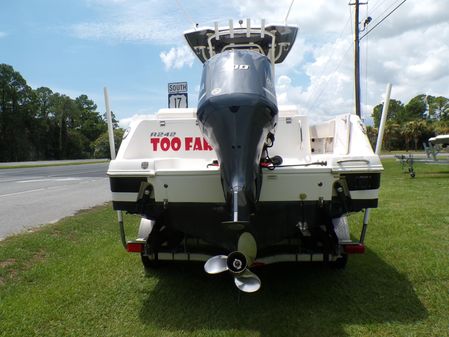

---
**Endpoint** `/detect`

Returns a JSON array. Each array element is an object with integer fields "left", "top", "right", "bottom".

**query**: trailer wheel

[
  {"left": 141, "top": 252, "right": 159, "bottom": 269},
  {"left": 330, "top": 254, "right": 348, "bottom": 269},
  {"left": 140, "top": 219, "right": 164, "bottom": 270}
]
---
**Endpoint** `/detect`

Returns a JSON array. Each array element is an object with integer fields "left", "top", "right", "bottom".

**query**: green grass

[
  {"left": 0, "top": 160, "right": 109, "bottom": 169},
  {"left": 380, "top": 150, "right": 426, "bottom": 154},
  {"left": 1, "top": 159, "right": 448, "bottom": 337}
]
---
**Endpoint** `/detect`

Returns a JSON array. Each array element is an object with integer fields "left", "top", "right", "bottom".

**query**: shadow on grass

[
  {"left": 403, "top": 165, "right": 449, "bottom": 178},
  {"left": 139, "top": 249, "right": 427, "bottom": 337},
  {"left": 420, "top": 171, "right": 449, "bottom": 179}
]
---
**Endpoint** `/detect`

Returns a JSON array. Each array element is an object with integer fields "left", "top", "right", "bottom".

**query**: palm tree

[
  {"left": 403, "top": 120, "right": 429, "bottom": 150},
  {"left": 366, "top": 126, "right": 378, "bottom": 150},
  {"left": 384, "top": 121, "right": 401, "bottom": 151},
  {"left": 400, "top": 122, "right": 414, "bottom": 151}
]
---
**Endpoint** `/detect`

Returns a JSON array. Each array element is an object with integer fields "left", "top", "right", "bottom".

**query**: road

[{"left": 0, "top": 163, "right": 111, "bottom": 239}]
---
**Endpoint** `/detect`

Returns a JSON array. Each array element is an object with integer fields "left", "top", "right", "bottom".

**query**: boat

[
  {"left": 429, "top": 134, "right": 449, "bottom": 147},
  {"left": 107, "top": 19, "right": 383, "bottom": 293}
]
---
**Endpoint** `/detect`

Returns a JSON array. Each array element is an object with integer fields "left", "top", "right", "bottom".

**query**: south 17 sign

[{"left": 168, "top": 82, "right": 188, "bottom": 109}]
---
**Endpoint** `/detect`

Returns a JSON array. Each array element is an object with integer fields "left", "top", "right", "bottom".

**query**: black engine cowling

[{"left": 197, "top": 50, "right": 278, "bottom": 222}]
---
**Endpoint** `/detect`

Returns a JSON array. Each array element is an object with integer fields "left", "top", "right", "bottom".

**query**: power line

[
  {"left": 370, "top": 0, "right": 402, "bottom": 21},
  {"left": 305, "top": 12, "right": 352, "bottom": 109},
  {"left": 349, "top": 3, "right": 354, "bottom": 36},
  {"left": 307, "top": 42, "right": 354, "bottom": 112},
  {"left": 284, "top": 0, "right": 296, "bottom": 24},
  {"left": 367, "top": 0, "right": 401, "bottom": 26},
  {"left": 368, "top": 0, "right": 390, "bottom": 17},
  {"left": 175, "top": 0, "right": 198, "bottom": 30},
  {"left": 360, "top": 0, "right": 407, "bottom": 40}
]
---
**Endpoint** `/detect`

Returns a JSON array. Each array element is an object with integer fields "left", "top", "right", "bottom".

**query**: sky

[{"left": 1, "top": 0, "right": 448, "bottom": 127}]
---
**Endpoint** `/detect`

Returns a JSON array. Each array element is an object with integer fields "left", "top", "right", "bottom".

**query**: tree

[
  {"left": 404, "top": 95, "right": 427, "bottom": 121},
  {"left": 433, "top": 120, "right": 449, "bottom": 135},
  {"left": 428, "top": 96, "right": 449, "bottom": 120},
  {"left": 32, "top": 87, "right": 54, "bottom": 159},
  {"left": 48, "top": 94, "right": 80, "bottom": 159},
  {"left": 383, "top": 121, "right": 402, "bottom": 151},
  {"left": 75, "top": 94, "right": 107, "bottom": 155},
  {"left": 370, "top": 93, "right": 449, "bottom": 151},
  {"left": 103, "top": 110, "right": 119, "bottom": 129},
  {"left": 401, "top": 120, "right": 432, "bottom": 150},
  {"left": 0, "top": 64, "right": 115, "bottom": 161},
  {"left": 400, "top": 122, "right": 414, "bottom": 151},
  {"left": 93, "top": 128, "right": 124, "bottom": 159},
  {"left": 372, "top": 99, "right": 405, "bottom": 127},
  {"left": 0, "top": 63, "right": 35, "bottom": 161},
  {"left": 366, "top": 125, "right": 378, "bottom": 150}
]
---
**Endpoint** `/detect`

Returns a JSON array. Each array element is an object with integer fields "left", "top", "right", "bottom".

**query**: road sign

[
  {"left": 168, "top": 94, "right": 188, "bottom": 109},
  {"left": 168, "top": 82, "right": 188, "bottom": 109}
]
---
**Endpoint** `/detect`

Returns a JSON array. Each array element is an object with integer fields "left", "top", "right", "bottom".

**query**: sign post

[{"left": 168, "top": 82, "right": 188, "bottom": 109}]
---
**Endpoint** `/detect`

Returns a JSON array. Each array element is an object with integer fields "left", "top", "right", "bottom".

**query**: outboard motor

[{"left": 197, "top": 50, "right": 278, "bottom": 223}]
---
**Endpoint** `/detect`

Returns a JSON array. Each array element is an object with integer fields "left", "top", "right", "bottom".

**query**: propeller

[{"left": 204, "top": 232, "right": 261, "bottom": 293}]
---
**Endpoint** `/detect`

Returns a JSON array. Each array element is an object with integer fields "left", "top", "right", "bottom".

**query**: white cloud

[
  {"left": 364, "top": 20, "right": 449, "bottom": 100},
  {"left": 70, "top": 1, "right": 449, "bottom": 123},
  {"left": 70, "top": 0, "right": 237, "bottom": 44},
  {"left": 274, "top": 36, "right": 357, "bottom": 122},
  {"left": 266, "top": 0, "right": 449, "bottom": 123},
  {"left": 365, "top": 0, "right": 449, "bottom": 40},
  {"left": 160, "top": 45, "right": 195, "bottom": 71},
  {"left": 70, "top": 0, "right": 190, "bottom": 43},
  {"left": 119, "top": 113, "right": 155, "bottom": 128},
  {"left": 276, "top": 37, "right": 311, "bottom": 76},
  {"left": 71, "top": 20, "right": 178, "bottom": 44},
  {"left": 232, "top": 0, "right": 347, "bottom": 36}
]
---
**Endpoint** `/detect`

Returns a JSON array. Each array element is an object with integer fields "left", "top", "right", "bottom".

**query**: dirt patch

[
  {"left": 0, "top": 258, "right": 16, "bottom": 269},
  {"left": 32, "top": 250, "right": 46, "bottom": 263},
  {"left": 50, "top": 229, "right": 62, "bottom": 237},
  {"left": 0, "top": 251, "right": 47, "bottom": 282},
  {"left": 7, "top": 269, "right": 18, "bottom": 280},
  {"left": 0, "top": 259, "right": 19, "bottom": 283},
  {"left": 25, "top": 250, "right": 47, "bottom": 268},
  {"left": 73, "top": 203, "right": 109, "bottom": 216},
  {"left": 51, "top": 228, "right": 79, "bottom": 242}
]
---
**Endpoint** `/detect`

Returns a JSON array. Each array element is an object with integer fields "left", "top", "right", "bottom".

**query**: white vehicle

[{"left": 107, "top": 20, "right": 383, "bottom": 293}]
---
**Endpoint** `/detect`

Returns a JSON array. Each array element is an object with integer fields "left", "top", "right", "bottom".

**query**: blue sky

[
  {"left": 1, "top": 0, "right": 199, "bottom": 120},
  {"left": 1, "top": 0, "right": 448, "bottom": 126}
]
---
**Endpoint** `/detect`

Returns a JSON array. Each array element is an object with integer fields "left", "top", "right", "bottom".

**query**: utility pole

[
  {"left": 350, "top": 0, "right": 368, "bottom": 118},
  {"left": 350, "top": 0, "right": 370, "bottom": 118},
  {"left": 354, "top": 0, "right": 361, "bottom": 118}
]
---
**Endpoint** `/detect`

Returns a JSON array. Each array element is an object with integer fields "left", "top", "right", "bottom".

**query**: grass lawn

[{"left": 0, "top": 159, "right": 448, "bottom": 337}]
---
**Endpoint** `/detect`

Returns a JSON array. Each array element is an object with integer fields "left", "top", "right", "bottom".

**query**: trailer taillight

[
  {"left": 343, "top": 243, "right": 365, "bottom": 254},
  {"left": 127, "top": 242, "right": 144, "bottom": 253}
]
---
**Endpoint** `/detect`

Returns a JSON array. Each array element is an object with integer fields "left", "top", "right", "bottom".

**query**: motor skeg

[{"left": 197, "top": 50, "right": 278, "bottom": 222}]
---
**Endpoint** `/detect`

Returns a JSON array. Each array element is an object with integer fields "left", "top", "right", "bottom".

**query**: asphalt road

[{"left": 0, "top": 163, "right": 111, "bottom": 239}]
